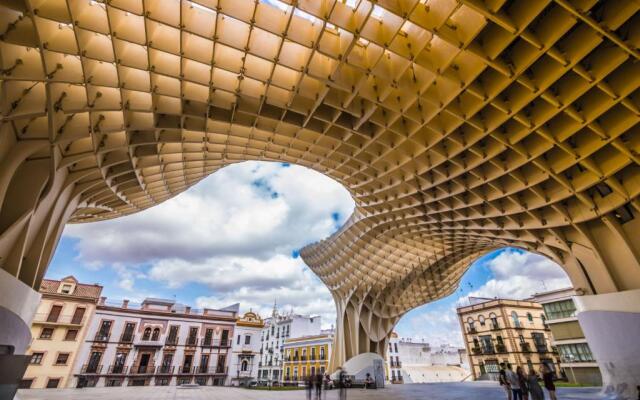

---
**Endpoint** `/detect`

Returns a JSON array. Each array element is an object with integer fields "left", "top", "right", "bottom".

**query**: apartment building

[
  {"left": 257, "top": 307, "right": 321, "bottom": 384},
  {"left": 532, "top": 288, "right": 602, "bottom": 386},
  {"left": 20, "top": 276, "right": 102, "bottom": 389},
  {"left": 72, "top": 298, "right": 238, "bottom": 387},
  {"left": 228, "top": 311, "right": 264, "bottom": 386},
  {"left": 387, "top": 333, "right": 404, "bottom": 383},
  {"left": 282, "top": 333, "right": 332, "bottom": 384},
  {"left": 457, "top": 297, "right": 558, "bottom": 381}
]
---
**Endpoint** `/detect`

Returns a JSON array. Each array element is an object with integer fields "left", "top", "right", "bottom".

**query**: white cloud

[
  {"left": 63, "top": 161, "right": 353, "bottom": 326},
  {"left": 465, "top": 249, "right": 571, "bottom": 301},
  {"left": 398, "top": 305, "right": 464, "bottom": 347}
]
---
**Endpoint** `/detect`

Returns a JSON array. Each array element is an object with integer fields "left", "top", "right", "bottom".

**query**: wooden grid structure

[{"left": 1, "top": 0, "right": 640, "bottom": 369}]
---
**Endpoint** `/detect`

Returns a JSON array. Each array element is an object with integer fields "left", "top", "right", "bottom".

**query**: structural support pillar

[
  {"left": 574, "top": 289, "right": 640, "bottom": 400},
  {"left": 0, "top": 268, "right": 41, "bottom": 399}
]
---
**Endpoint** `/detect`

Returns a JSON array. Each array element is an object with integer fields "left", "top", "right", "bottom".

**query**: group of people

[
  {"left": 304, "top": 373, "right": 326, "bottom": 400},
  {"left": 499, "top": 362, "right": 556, "bottom": 400}
]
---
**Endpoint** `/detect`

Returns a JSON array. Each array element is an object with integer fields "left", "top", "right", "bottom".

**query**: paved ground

[{"left": 17, "top": 382, "right": 602, "bottom": 400}]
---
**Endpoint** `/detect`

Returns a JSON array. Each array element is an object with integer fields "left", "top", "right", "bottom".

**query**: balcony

[
  {"left": 119, "top": 333, "right": 135, "bottom": 344},
  {"left": 93, "top": 332, "right": 110, "bottom": 342},
  {"left": 513, "top": 322, "right": 524, "bottom": 329},
  {"left": 200, "top": 338, "right": 231, "bottom": 348},
  {"left": 106, "top": 365, "right": 128, "bottom": 374},
  {"left": 482, "top": 346, "right": 495, "bottom": 355},
  {"left": 472, "top": 347, "right": 482, "bottom": 355},
  {"left": 134, "top": 336, "right": 163, "bottom": 347},
  {"left": 165, "top": 336, "right": 179, "bottom": 346},
  {"left": 130, "top": 365, "right": 154, "bottom": 374},
  {"left": 496, "top": 344, "right": 507, "bottom": 353},
  {"left": 468, "top": 327, "right": 477, "bottom": 334},
  {"left": 156, "top": 365, "right": 174, "bottom": 375},
  {"left": 32, "top": 313, "right": 85, "bottom": 326},
  {"left": 80, "top": 364, "right": 103, "bottom": 374},
  {"left": 536, "top": 345, "right": 549, "bottom": 353},
  {"left": 178, "top": 365, "right": 194, "bottom": 374},
  {"left": 491, "top": 323, "right": 500, "bottom": 331},
  {"left": 521, "top": 342, "right": 532, "bottom": 353},
  {"left": 186, "top": 336, "right": 198, "bottom": 346}
]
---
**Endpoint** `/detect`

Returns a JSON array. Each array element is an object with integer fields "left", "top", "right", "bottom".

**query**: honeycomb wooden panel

[{"left": 1, "top": 0, "right": 640, "bottom": 368}]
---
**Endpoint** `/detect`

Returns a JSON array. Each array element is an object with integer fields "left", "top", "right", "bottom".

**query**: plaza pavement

[{"left": 17, "top": 382, "right": 602, "bottom": 400}]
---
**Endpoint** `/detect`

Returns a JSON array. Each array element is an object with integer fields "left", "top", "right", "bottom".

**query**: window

[
  {"left": 61, "top": 284, "right": 72, "bottom": 294},
  {"left": 320, "top": 347, "right": 325, "bottom": 360},
  {"left": 237, "top": 334, "right": 241, "bottom": 345},
  {"left": 221, "top": 329, "right": 229, "bottom": 346},
  {"left": 121, "top": 323, "right": 135, "bottom": 342},
  {"left": 19, "top": 379, "right": 33, "bottom": 389},
  {"left": 245, "top": 335, "right": 251, "bottom": 345},
  {"left": 490, "top": 313, "right": 499, "bottom": 329},
  {"left": 558, "top": 343, "right": 595, "bottom": 363},
  {"left": 55, "top": 353, "right": 69, "bottom": 365},
  {"left": 46, "top": 378, "right": 60, "bottom": 388},
  {"left": 30, "top": 353, "right": 44, "bottom": 365},
  {"left": 394, "top": 343, "right": 398, "bottom": 353},
  {"left": 113, "top": 352, "right": 127, "bottom": 373},
  {"left": 216, "top": 355, "right": 226, "bottom": 373},
  {"left": 467, "top": 317, "right": 476, "bottom": 331},
  {"left": 511, "top": 311, "right": 521, "bottom": 328},
  {"left": 478, "top": 315, "right": 486, "bottom": 326},
  {"left": 527, "top": 312, "right": 533, "bottom": 322},
  {"left": 142, "top": 327, "right": 152, "bottom": 341},
  {"left": 65, "top": 329, "right": 78, "bottom": 341},
  {"left": 96, "top": 320, "right": 112, "bottom": 341},
  {"left": 40, "top": 328, "right": 54, "bottom": 339},
  {"left": 156, "top": 378, "right": 170, "bottom": 386},
  {"left": 167, "top": 325, "right": 179, "bottom": 344},
  {"left": 187, "top": 327, "right": 198, "bottom": 345},
  {"left": 105, "top": 378, "right": 123, "bottom": 387},
  {"left": 71, "top": 307, "right": 85, "bottom": 324},
  {"left": 241, "top": 360, "right": 248, "bottom": 371},
  {"left": 151, "top": 328, "right": 160, "bottom": 341},
  {"left": 47, "top": 305, "right": 62, "bottom": 323},
  {"left": 542, "top": 300, "right": 577, "bottom": 320}
]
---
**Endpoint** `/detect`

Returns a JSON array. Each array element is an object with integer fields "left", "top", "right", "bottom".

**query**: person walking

[
  {"left": 305, "top": 374, "right": 313, "bottom": 400},
  {"left": 338, "top": 367, "right": 347, "bottom": 400},
  {"left": 499, "top": 363, "right": 513, "bottom": 400},
  {"left": 314, "top": 372, "right": 323, "bottom": 399},
  {"left": 506, "top": 364, "right": 523, "bottom": 400},
  {"left": 517, "top": 366, "right": 529, "bottom": 400},
  {"left": 541, "top": 364, "right": 557, "bottom": 400},
  {"left": 527, "top": 369, "right": 544, "bottom": 400}
]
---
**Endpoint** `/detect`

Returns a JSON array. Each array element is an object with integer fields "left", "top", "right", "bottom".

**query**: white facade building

[
  {"left": 257, "top": 307, "right": 321, "bottom": 384},
  {"left": 228, "top": 311, "right": 264, "bottom": 386},
  {"left": 72, "top": 298, "right": 238, "bottom": 387}
]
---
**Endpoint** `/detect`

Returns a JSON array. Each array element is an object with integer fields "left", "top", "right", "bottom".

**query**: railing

[
  {"left": 200, "top": 338, "right": 230, "bottom": 348},
  {"left": 179, "top": 365, "right": 193, "bottom": 374},
  {"left": 513, "top": 322, "right": 523, "bottom": 329},
  {"left": 81, "top": 364, "right": 103, "bottom": 374},
  {"left": 536, "top": 345, "right": 548, "bottom": 353},
  {"left": 130, "top": 365, "right": 154, "bottom": 374},
  {"left": 468, "top": 327, "right": 477, "bottom": 334},
  {"left": 165, "top": 336, "right": 179, "bottom": 345},
  {"left": 156, "top": 365, "right": 174, "bottom": 374},
  {"left": 119, "top": 333, "right": 135, "bottom": 343},
  {"left": 32, "top": 313, "right": 85, "bottom": 325},
  {"left": 521, "top": 343, "right": 532, "bottom": 352},
  {"left": 496, "top": 344, "right": 507, "bottom": 353},
  {"left": 491, "top": 323, "right": 500, "bottom": 330},
  {"left": 106, "top": 365, "right": 128, "bottom": 374},
  {"left": 482, "top": 347, "right": 495, "bottom": 355},
  {"left": 94, "top": 332, "right": 110, "bottom": 342},
  {"left": 472, "top": 347, "right": 482, "bottom": 355},
  {"left": 178, "top": 366, "right": 229, "bottom": 375},
  {"left": 186, "top": 336, "right": 198, "bottom": 346}
]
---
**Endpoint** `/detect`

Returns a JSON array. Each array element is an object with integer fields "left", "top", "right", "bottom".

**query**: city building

[
  {"left": 532, "top": 288, "right": 602, "bottom": 386},
  {"left": 457, "top": 297, "right": 558, "bottom": 381},
  {"left": 20, "top": 276, "right": 102, "bottom": 389},
  {"left": 2, "top": 0, "right": 640, "bottom": 396},
  {"left": 387, "top": 335, "right": 469, "bottom": 384},
  {"left": 257, "top": 306, "right": 321, "bottom": 384},
  {"left": 72, "top": 298, "right": 238, "bottom": 387},
  {"left": 228, "top": 311, "right": 264, "bottom": 386},
  {"left": 282, "top": 332, "right": 332, "bottom": 385}
]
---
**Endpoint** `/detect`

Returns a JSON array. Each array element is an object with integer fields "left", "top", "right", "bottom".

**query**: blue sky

[{"left": 46, "top": 162, "right": 571, "bottom": 346}]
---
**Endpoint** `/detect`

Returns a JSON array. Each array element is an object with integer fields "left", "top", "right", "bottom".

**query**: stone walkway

[{"left": 17, "top": 382, "right": 602, "bottom": 400}]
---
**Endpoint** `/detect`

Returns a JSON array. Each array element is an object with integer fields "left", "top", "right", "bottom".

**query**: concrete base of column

[
  {"left": 575, "top": 288, "right": 640, "bottom": 400},
  {"left": 0, "top": 269, "right": 41, "bottom": 399}
]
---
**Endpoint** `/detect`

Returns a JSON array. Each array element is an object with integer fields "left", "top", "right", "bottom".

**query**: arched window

[
  {"left": 241, "top": 360, "right": 248, "bottom": 372},
  {"left": 489, "top": 313, "right": 499, "bottom": 329},
  {"left": 152, "top": 327, "right": 160, "bottom": 341},
  {"left": 467, "top": 317, "right": 475, "bottom": 332},
  {"left": 511, "top": 311, "right": 520, "bottom": 328},
  {"left": 143, "top": 327, "right": 151, "bottom": 340},
  {"left": 526, "top": 312, "right": 533, "bottom": 322},
  {"left": 478, "top": 315, "right": 486, "bottom": 326}
]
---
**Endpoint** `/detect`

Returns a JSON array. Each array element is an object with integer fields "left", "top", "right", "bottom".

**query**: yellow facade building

[
  {"left": 20, "top": 276, "right": 102, "bottom": 389},
  {"left": 457, "top": 297, "right": 558, "bottom": 381},
  {"left": 282, "top": 333, "right": 332, "bottom": 384}
]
